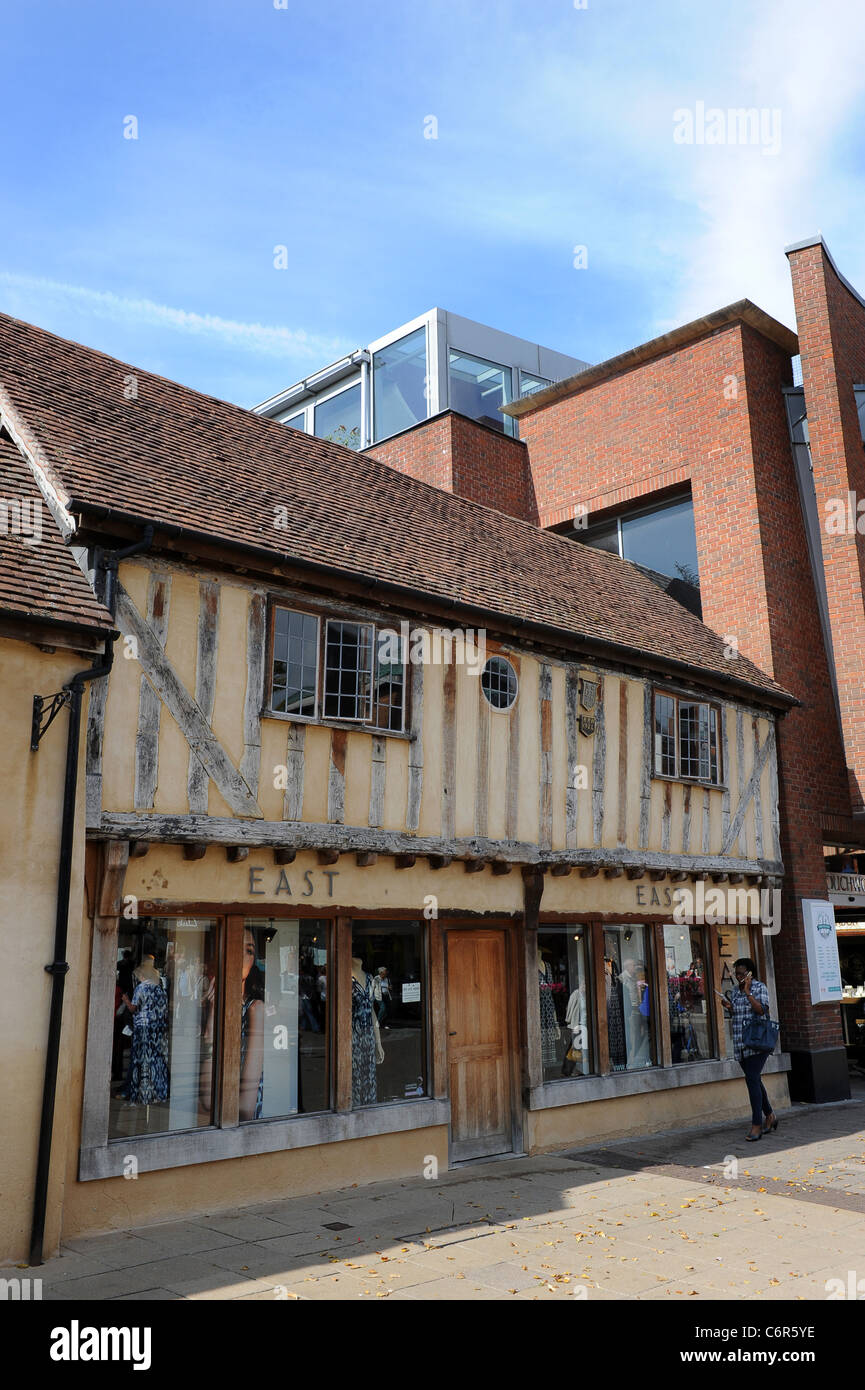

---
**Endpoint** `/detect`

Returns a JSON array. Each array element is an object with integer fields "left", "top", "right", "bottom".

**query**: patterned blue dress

[
  {"left": 352, "top": 973, "right": 377, "bottom": 1107},
  {"left": 128, "top": 980, "right": 170, "bottom": 1104},
  {"left": 240, "top": 995, "right": 264, "bottom": 1119}
]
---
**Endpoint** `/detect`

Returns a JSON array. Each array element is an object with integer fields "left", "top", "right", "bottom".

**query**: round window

[{"left": 481, "top": 656, "right": 518, "bottom": 711}]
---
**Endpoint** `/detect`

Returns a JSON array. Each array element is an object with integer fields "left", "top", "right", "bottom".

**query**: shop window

[
  {"left": 653, "top": 691, "right": 721, "bottom": 785},
  {"left": 603, "top": 925, "right": 655, "bottom": 1070},
  {"left": 109, "top": 918, "right": 219, "bottom": 1139},
  {"left": 481, "top": 656, "right": 518, "bottom": 711},
  {"left": 240, "top": 919, "right": 330, "bottom": 1120},
  {"left": 350, "top": 921, "right": 425, "bottom": 1105},
  {"left": 663, "top": 924, "right": 715, "bottom": 1063},
  {"left": 716, "top": 922, "right": 754, "bottom": 1056},
  {"left": 537, "top": 926, "right": 593, "bottom": 1080}
]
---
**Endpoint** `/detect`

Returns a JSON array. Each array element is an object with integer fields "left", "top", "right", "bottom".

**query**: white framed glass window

[
  {"left": 323, "top": 620, "right": 375, "bottom": 721},
  {"left": 372, "top": 327, "right": 429, "bottom": 442},
  {"left": 270, "top": 607, "right": 320, "bottom": 718},
  {"left": 314, "top": 381, "right": 362, "bottom": 451},
  {"left": 448, "top": 348, "right": 514, "bottom": 435},
  {"left": 283, "top": 410, "right": 308, "bottom": 433},
  {"left": 653, "top": 690, "right": 722, "bottom": 785}
]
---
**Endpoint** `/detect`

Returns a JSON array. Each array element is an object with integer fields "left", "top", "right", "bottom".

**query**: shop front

[{"left": 64, "top": 842, "right": 788, "bottom": 1242}]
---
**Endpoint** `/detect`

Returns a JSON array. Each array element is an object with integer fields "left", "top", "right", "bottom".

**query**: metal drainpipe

[{"left": 29, "top": 525, "right": 153, "bottom": 1266}]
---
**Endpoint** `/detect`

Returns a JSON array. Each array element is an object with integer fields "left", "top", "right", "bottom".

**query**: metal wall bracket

[{"left": 31, "top": 689, "right": 71, "bottom": 751}]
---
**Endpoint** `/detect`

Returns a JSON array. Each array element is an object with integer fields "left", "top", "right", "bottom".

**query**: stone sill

[
  {"left": 79, "top": 1098, "right": 450, "bottom": 1181},
  {"left": 528, "top": 1052, "right": 791, "bottom": 1110}
]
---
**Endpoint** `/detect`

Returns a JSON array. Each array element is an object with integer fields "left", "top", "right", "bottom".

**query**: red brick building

[{"left": 366, "top": 237, "right": 865, "bottom": 1105}]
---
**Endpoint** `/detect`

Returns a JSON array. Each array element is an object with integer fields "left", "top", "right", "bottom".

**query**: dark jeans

[{"left": 739, "top": 1051, "right": 773, "bottom": 1126}]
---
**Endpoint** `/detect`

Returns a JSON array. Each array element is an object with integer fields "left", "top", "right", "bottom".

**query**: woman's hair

[
  {"left": 243, "top": 928, "right": 266, "bottom": 1002},
  {"left": 733, "top": 957, "right": 759, "bottom": 976}
]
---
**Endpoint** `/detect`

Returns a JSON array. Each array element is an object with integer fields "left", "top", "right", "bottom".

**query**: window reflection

[
  {"left": 448, "top": 349, "right": 513, "bottom": 434},
  {"left": 604, "top": 926, "right": 654, "bottom": 1070},
  {"left": 314, "top": 382, "right": 362, "bottom": 450},
  {"left": 372, "top": 327, "right": 428, "bottom": 441}
]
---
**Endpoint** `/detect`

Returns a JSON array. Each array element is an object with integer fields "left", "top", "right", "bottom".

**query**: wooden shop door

[{"left": 445, "top": 928, "right": 515, "bottom": 1162}]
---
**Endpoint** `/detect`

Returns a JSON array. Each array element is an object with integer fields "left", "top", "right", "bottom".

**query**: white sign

[
  {"left": 801, "top": 899, "right": 843, "bottom": 1004},
  {"left": 827, "top": 872, "right": 865, "bottom": 905},
  {"left": 402, "top": 982, "right": 421, "bottom": 1003}
]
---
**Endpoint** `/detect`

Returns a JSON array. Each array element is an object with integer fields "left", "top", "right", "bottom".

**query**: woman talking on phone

[{"left": 719, "top": 957, "right": 779, "bottom": 1142}]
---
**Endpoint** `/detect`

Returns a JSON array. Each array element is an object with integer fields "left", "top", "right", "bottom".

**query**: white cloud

[{"left": 0, "top": 271, "right": 350, "bottom": 361}]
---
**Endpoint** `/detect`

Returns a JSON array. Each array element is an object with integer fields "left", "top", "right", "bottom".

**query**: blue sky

[{"left": 1, "top": 0, "right": 864, "bottom": 406}]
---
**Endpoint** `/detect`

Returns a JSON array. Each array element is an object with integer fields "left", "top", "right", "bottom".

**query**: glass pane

[
  {"left": 664, "top": 925, "right": 714, "bottom": 1062},
  {"left": 110, "top": 918, "right": 219, "bottom": 1138},
  {"left": 538, "top": 926, "right": 592, "bottom": 1080},
  {"left": 604, "top": 925, "right": 654, "bottom": 1070},
  {"left": 855, "top": 386, "right": 865, "bottom": 446},
  {"left": 372, "top": 629, "right": 405, "bottom": 731},
  {"left": 324, "top": 621, "right": 373, "bottom": 721},
  {"left": 520, "top": 371, "right": 551, "bottom": 397},
  {"left": 241, "top": 919, "right": 329, "bottom": 1119},
  {"left": 575, "top": 516, "right": 619, "bottom": 554},
  {"left": 314, "top": 382, "right": 362, "bottom": 451},
  {"left": 272, "top": 608, "right": 318, "bottom": 718},
  {"left": 654, "top": 693, "right": 677, "bottom": 776},
  {"left": 350, "top": 922, "right": 425, "bottom": 1104},
  {"left": 284, "top": 412, "right": 306, "bottom": 432},
  {"left": 448, "top": 349, "right": 512, "bottom": 434},
  {"left": 717, "top": 923, "right": 752, "bottom": 1054},
  {"left": 372, "top": 327, "right": 428, "bottom": 442},
  {"left": 679, "top": 701, "right": 701, "bottom": 779},
  {"left": 620, "top": 496, "right": 700, "bottom": 587}
]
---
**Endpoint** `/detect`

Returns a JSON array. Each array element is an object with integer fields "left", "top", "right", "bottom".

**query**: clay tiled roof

[
  {"left": 0, "top": 312, "right": 792, "bottom": 704},
  {"left": 0, "top": 435, "right": 113, "bottom": 634}
]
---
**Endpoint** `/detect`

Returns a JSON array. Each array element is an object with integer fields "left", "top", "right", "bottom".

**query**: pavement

[{"left": 23, "top": 1077, "right": 865, "bottom": 1302}]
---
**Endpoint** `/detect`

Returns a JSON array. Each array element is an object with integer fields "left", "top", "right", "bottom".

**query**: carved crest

[
  {"left": 579, "top": 714, "right": 596, "bottom": 737},
  {"left": 580, "top": 678, "right": 599, "bottom": 712}
]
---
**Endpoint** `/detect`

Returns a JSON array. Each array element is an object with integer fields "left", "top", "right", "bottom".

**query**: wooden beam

[
  {"left": 626, "top": 866, "right": 644, "bottom": 880},
  {"left": 335, "top": 917, "right": 352, "bottom": 1113},
  {"left": 550, "top": 863, "right": 571, "bottom": 877},
  {"left": 441, "top": 663, "right": 456, "bottom": 840},
  {"left": 134, "top": 572, "right": 171, "bottom": 811},
  {"left": 653, "top": 922, "right": 672, "bottom": 1068},
  {"left": 327, "top": 727, "right": 347, "bottom": 825},
  {"left": 226, "top": 846, "right": 249, "bottom": 862},
  {"left": 580, "top": 866, "right": 600, "bottom": 878},
  {"left": 592, "top": 686, "right": 606, "bottom": 846},
  {"left": 728, "top": 873, "right": 744, "bottom": 884},
  {"left": 317, "top": 848, "right": 340, "bottom": 866},
  {"left": 592, "top": 920, "right": 610, "bottom": 1076},
  {"left": 475, "top": 672, "right": 490, "bottom": 839},
  {"left": 406, "top": 660, "right": 424, "bottom": 832},
  {"left": 116, "top": 582, "right": 263, "bottom": 819},
  {"left": 428, "top": 920, "right": 447, "bottom": 1100},
  {"left": 220, "top": 916, "right": 243, "bottom": 1129},
  {"left": 491, "top": 861, "right": 512, "bottom": 876},
  {"left": 95, "top": 813, "right": 785, "bottom": 878},
  {"left": 669, "top": 870, "right": 688, "bottom": 883},
  {"left": 355, "top": 851, "right": 378, "bottom": 867},
  {"left": 712, "top": 872, "right": 729, "bottom": 884},
  {"left": 427, "top": 855, "right": 453, "bottom": 871},
  {"left": 538, "top": 663, "right": 553, "bottom": 853},
  {"left": 189, "top": 578, "right": 219, "bottom": 814},
  {"left": 284, "top": 723, "right": 305, "bottom": 821},
  {"left": 604, "top": 866, "right": 623, "bottom": 879},
  {"left": 638, "top": 682, "right": 653, "bottom": 850},
  {"left": 463, "top": 858, "right": 485, "bottom": 873},
  {"left": 183, "top": 843, "right": 207, "bottom": 861},
  {"left": 239, "top": 592, "right": 266, "bottom": 802},
  {"left": 394, "top": 853, "right": 416, "bottom": 870},
  {"left": 523, "top": 870, "right": 544, "bottom": 1090},
  {"left": 617, "top": 679, "right": 628, "bottom": 848},
  {"left": 273, "top": 847, "right": 296, "bottom": 865},
  {"left": 565, "top": 666, "right": 580, "bottom": 852},
  {"left": 649, "top": 869, "right": 666, "bottom": 882},
  {"left": 129, "top": 840, "right": 150, "bottom": 858}
]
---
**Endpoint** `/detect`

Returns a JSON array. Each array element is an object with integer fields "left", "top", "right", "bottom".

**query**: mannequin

[
  {"left": 351, "top": 956, "right": 384, "bottom": 1107},
  {"left": 537, "top": 949, "right": 560, "bottom": 1069},
  {"left": 121, "top": 953, "right": 169, "bottom": 1105}
]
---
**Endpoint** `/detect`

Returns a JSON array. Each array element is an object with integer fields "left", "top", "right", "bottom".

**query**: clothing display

[
  {"left": 538, "top": 963, "right": 559, "bottom": 1068},
  {"left": 352, "top": 972, "right": 378, "bottom": 1106},
  {"left": 127, "top": 979, "right": 170, "bottom": 1105},
  {"left": 240, "top": 995, "right": 264, "bottom": 1120},
  {"left": 606, "top": 974, "right": 627, "bottom": 1069}
]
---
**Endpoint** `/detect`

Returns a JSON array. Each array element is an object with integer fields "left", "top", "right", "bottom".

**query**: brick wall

[
  {"left": 788, "top": 240, "right": 865, "bottom": 816},
  {"left": 365, "top": 411, "right": 538, "bottom": 523},
  {"left": 517, "top": 316, "right": 847, "bottom": 1053}
]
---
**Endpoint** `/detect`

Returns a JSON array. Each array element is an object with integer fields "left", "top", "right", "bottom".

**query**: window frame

[
  {"left": 652, "top": 688, "right": 724, "bottom": 787},
  {"left": 371, "top": 323, "right": 430, "bottom": 444},
  {"left": 264, "top": 601, "right": 408, "bottom": 736},
  {"left": 480, "top": 655, "right": 519, "bottom": 712},
  {"left": 312, "top": 376, "right": 363, "bottom": 451},
  {"left": 447, "top": 345, "right": 515, "bottom": 437}
]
